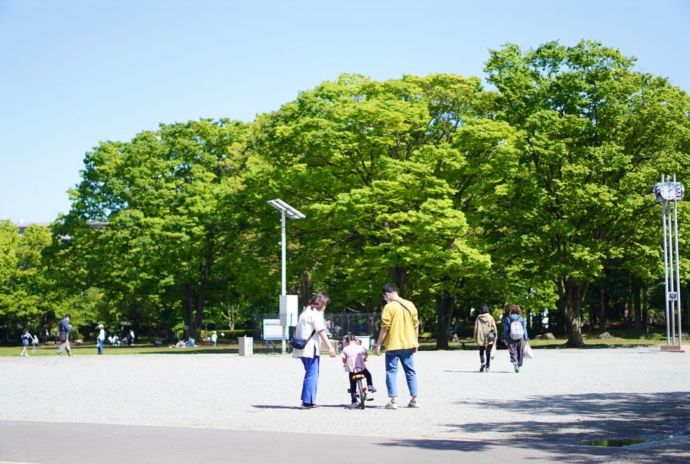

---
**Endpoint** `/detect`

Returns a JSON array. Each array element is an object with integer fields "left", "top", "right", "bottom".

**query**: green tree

[
  {"left": 250, "top": 74, "right": 508, "bottom": 347},
  {"left": 60, "top": 119, "right": 249, "bottom": 339},
  {"left": 484, "top": 40, "right": 690, "bottom": 346}
]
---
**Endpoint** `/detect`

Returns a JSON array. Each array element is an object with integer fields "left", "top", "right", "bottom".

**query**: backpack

[
  {"left": 509, "top": 319, "right": 524, "bottom": 340},
  {"left": 480, "top": 319, "right": 495, "bottom": 344}
]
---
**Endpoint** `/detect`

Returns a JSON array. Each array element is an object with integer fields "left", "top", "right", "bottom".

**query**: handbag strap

[{"left": 393, "top": 299, "right": 413, "bottom": 317}]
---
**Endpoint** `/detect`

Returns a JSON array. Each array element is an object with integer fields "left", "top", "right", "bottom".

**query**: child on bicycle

[{"left": 342, "top": 334, "right": 376, "bottom": 409}]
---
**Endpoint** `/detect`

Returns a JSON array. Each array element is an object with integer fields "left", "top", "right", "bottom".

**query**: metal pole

[
  {"left": 673, "top": 181, "right": 683, "bottom": 346},
  {"left": 281, "top": 211, "right": 287, "bottom": 354},
  {"left": 281, "top": 211, "right": 287, "bottom": 296},
  {"left": 661, "top": 177, "right": 671, "bottom": 344},
  {"left": 667, "top": 201, "right": 677, "bottom": 345}
]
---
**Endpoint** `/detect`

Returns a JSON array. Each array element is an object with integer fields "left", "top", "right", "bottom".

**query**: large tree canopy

[
  {"left": 484, "top": 40, "right": 690, "bottom": 346},
  {"left": 2, "top": 40, "right": 689, "bottom": 347}
]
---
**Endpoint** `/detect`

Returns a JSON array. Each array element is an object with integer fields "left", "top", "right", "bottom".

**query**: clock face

[{"left": 654, "top": 182, "right": 685, "bottom": 201}]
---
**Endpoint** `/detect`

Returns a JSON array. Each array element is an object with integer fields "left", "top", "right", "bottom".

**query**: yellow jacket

[{"left": 381, "top": 298, "right": 419, "bottom": 351}]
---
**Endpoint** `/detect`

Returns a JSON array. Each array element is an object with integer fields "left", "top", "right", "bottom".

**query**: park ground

[{"left": 0, "top": 346, "right": 689, "bottom": 463}]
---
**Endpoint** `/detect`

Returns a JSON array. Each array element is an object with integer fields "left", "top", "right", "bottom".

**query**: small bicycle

[{"left": 347, "top": 372, "right": 370, "bottom": 409}]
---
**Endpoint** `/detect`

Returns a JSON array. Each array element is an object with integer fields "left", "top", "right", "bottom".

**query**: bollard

[{"left": 239, "top": 336, "right": 253, "bottom": 356}]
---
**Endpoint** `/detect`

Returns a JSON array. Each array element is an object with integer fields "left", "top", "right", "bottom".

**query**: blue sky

[{"left": 1, "top": 0, "right": 689, "bottom": 223}]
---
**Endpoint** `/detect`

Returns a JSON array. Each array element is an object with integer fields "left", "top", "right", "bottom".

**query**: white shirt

[
  {"left": 98, "top": 329, "right": 105, "bottom": 341},
  {"left": 342, "top": 343, "right": 367, "bottom": 373},
  {"left": 292, "top": 306, "right": 326, "bottom": 359}
]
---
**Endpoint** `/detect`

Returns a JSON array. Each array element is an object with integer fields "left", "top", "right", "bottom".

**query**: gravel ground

[{"left": 1, "top": 346, "right": 689, "bottom": 447}]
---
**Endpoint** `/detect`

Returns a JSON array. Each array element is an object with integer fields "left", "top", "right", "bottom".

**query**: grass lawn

[
  {"left": 0, "top": 332, "right": 668, "bottom": 357},
  {"left": 0, "top": 342, "right": 281, "bottom": 357}
]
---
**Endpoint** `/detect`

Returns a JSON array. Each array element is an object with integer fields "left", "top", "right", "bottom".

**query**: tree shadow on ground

[
  {"left": 251, "top": 404, "right": 349, "bottom": 410},
  {"left": 379, "top": 391, "right": 690, "bottom": 463}
]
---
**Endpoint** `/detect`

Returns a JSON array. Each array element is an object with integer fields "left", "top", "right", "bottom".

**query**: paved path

[{"left": 0, "top": 347, "right": 689, "bottom": 462}]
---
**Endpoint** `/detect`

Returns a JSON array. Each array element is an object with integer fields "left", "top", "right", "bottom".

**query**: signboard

[{"left": 262, "top": 319, "right": 284, "bottom": 341}]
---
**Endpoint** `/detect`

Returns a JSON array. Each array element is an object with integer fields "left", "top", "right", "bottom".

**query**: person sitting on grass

[{"left": 342, "top": 334, "right": 376, "bottom": 409}]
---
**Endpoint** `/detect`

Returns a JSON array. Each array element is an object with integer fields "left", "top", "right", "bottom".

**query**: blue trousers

[
  {"left": 300, "top": 354, "right": 320, "bottom": 405},
  {"left": 97, "top": 339, "right": 104, "bottom": 355},
  {"left": 385, "top": 349, "right": 418, "bottom": 398}
]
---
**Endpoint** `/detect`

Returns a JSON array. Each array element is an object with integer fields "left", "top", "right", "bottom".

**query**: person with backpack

[
  {"left": 473, "top": 304, "right": 497, "bottom": 372},
  {"left": 503, "top": 304, "right": 528, "bottom": 373}
]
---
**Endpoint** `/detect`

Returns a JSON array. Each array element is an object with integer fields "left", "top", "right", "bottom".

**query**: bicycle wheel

[{"left": 357, "top": 379, "right": 366, "bottom": 409}]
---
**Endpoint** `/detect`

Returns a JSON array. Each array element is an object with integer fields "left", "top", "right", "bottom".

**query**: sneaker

[
  {"left": 385, "top": 400, "right": 398, "bottom": 410},
  {"left": 301, "top": 403, "right": 318, "bottom": 409},
  {"left": 368, "top": 386, "right": 377, "bottom": 393},
  {"left": 348, "top": 402, "right": 359, "bottom": 409},
  {"left": 408, "top": 399, "right": 420, "bottom": 408},
  {"left": 484, "top": 366, "right": 490, "bottom": 373},
  {"left": 479, "top": 365, "right": 485, "bottom": 372},
  {"left": 513, "top": 362, "right": 519, "bottom": 373}
]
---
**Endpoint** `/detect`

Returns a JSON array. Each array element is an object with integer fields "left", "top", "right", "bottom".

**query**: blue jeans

[
  {"left": 385, "top": 349, "right": 418, "bottom": 398},
  {"left": 97, "top": 339, "right": 104, "bottom": 355},
  {"left": 300, "top": 354, "right": 320, "bottom": 405}
]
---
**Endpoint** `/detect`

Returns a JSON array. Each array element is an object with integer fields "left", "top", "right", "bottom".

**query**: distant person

[
  {"left": 292, "top": 292, "right": 336, "bottom": 409},
  {"left": 342, "top": 334, "right": 376, "bottom": 409},
  {"left": 185, "top": 337, "right": 196, "bottom": 347},
  {"left": 96, "top": 324, "right": 106, "bottom": 355},
  {"left": 210, "top": 331, "right": 218, "bottom": 348},
  {"left": 450, "top": 320, "right": 459, "bottom": 342},
  {"left": 473, "top": 304, "right": 497, "bottom": 372},
  {"left": 56, "top": 314, "right": 72, "bottom": 357},
  {"left": 128, "top": 329, "right": 135, "bottom": 346},
  {"left": 31, "top": 333, "right": 39, "bottom": 353},
  {"left": 503, "top": 304, "right": 528, "bottom": 373},
  {"left": 20, "top": 329, "right": 32, "bottom": 357},
  {"left": 374, "top": 283, "right": 420, "bottom": 410}
]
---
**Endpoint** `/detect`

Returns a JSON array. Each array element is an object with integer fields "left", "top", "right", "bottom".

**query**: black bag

[
  {"left": 289, "top": 329, "right": 315, "bottom": 349},
  {"left": 485, "top": 330, "right": 496, "bottom": 343},
  {"left": 58, "top": 331, "right": 67, "bottom": 343}
]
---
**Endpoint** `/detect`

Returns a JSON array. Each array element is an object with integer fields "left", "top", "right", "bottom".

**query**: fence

[{"left": 252, "top": 312, "right": 380, "bottom": 341}]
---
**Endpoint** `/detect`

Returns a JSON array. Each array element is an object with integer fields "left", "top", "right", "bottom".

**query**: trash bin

[{"left": 239, "top": 336, "right": 253, "bottom": 356}]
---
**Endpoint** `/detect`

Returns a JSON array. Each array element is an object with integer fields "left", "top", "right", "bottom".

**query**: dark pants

[
  {"left": 479, "top": 344, "right": 494, "bottom": 368},
  {"left": 507, "top": 339, "right": 525, "bottom": 367},
  {"left": 348, "top": 368, "right": 373, "bottom": 402}
]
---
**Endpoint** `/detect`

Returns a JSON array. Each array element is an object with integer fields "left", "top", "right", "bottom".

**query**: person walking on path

[
  {"left": 473, "top": 304, "right": 497, "bottom": 372},
  {"left": 56, "top": 314, "right": 73, "bottom": 357},
  {"left": 31, "top": 333, "right": 39, "bottom": 353},
  {"left": 374, "top": 283, "right": 420, "bottom": 410},
  {"left": 292, "top": 292, "right": 336, "bottom": 408},
  {"left": 503, "top": 304, "right": 528, "bottom": 373},
  {"left": 20, "top": 329, "right": 32, "bottom": 356},
  {"left": 210, "top": 331, "right": 218, "bottom": 348},
  {"left": 96, "top": 324, "right": 106, "bottom": 355}
]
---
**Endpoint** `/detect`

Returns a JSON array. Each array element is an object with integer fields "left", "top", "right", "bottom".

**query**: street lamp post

[
  {"left": 653, "top": 175, "right": 685, "bottom": 351},
  {"left": 267, "top": 199, "right": 305, "bottom": 354}
]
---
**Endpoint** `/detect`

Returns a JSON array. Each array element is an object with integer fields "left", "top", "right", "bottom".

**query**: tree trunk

[
  {"left": 181, "top": 283, "right": 194, "bottom": 339},
  {"left": 435, "top": 292, "right": 453, "bottom": 350},
  {"left": 559, "top": 277, "right": 586, "bottom": 347},
  {"left": 389, "top": 266, "right": 407, "bottom": 296},
  {"left": 598, "top": 287, "right": 607, "bottom": 332},
  {"left": 634, "top": 282, "right": 643, "bottom": 330}
]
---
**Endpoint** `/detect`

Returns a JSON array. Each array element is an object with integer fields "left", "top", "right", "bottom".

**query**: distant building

[{"left": 14, "top": 221, "right": 108, "bottom": 236}]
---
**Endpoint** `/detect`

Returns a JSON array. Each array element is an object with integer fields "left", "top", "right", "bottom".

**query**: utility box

[
  {"left": 239, "top": 336, "right": 253, "bottom": 356},
  {"left": 280, "top": 295, "right": 299, "bottom": 327}
]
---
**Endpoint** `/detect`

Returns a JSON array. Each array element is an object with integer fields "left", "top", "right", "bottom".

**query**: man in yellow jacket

[{"left": 374, "top": 283, "right": 420, "bottom": 410}]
